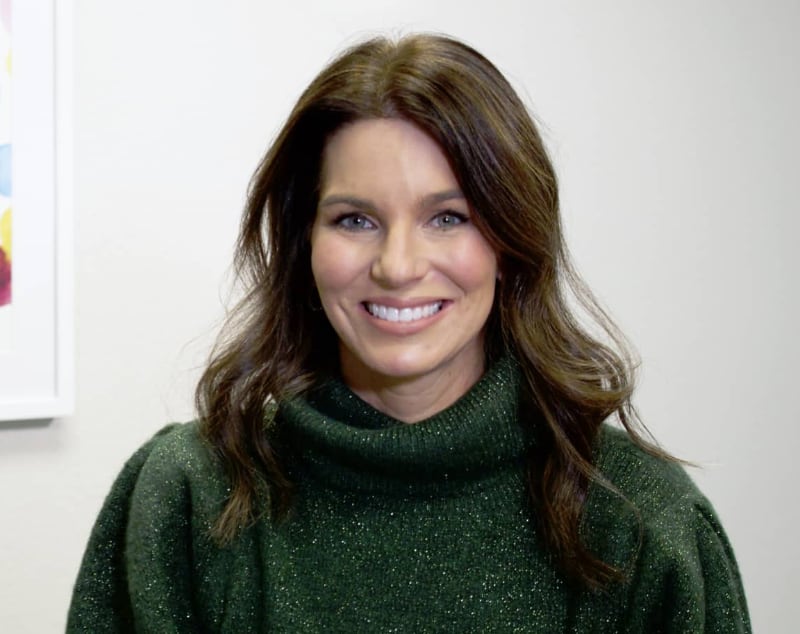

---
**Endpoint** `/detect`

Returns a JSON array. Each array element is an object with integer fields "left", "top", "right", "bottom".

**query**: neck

[
  {"left": 340, "top": 355, "right": 485, "bottom": 424},
  {"left": 280, "top": 353, "right": 529, "bottom": 493}
]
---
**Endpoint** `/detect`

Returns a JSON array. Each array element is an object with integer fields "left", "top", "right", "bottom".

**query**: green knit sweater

[{"left": 67, "top": 358, "right": 750, "bottom": 632}]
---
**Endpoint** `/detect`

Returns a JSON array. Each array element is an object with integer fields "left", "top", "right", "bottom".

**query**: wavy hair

[{"left": 196, "top": 33, "right": 666, "bottom": 589}]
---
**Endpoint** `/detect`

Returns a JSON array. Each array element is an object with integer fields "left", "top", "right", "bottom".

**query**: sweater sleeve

[
  {"left": 623, "top": 499, "right": 751, "bottom": 634},
  {"left": 66, "top": 424, "right": 202, "bottom": 633}
]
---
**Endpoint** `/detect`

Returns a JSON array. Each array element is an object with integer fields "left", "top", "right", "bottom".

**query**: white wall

[{"left": 1, "top": 0, "right": 797, "bottom": 631}]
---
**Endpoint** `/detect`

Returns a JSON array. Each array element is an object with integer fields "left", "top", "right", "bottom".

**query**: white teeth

[{"left": 366, "top": 301, "right": 443, "bottom": 323}]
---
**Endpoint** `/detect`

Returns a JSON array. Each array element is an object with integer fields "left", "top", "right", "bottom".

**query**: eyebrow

[
  {"left": 422, "top": 189, "right": 466, "bottom": 207},
  {"left": 318, "top": 189, "right": 466, "bottom": 210},
  {"left": 318, "top": 195, "right": 373, "bottom": 210}
]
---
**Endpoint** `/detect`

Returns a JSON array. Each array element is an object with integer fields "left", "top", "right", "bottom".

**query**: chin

[
  {"left": 345, "top": 342, "right": 481, "bottom": 387},
  {"left": 364, "top": 353, "right": 437, "bottom": 381}
]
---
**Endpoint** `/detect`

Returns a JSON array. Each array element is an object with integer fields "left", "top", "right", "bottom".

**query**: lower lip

[{"left": 361, "top": 301, "right": 450, "bottom": 334}]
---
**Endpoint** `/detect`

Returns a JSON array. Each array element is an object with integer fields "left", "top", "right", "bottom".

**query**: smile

[{"left": 365, "top": 301, "right": 444, "bottom": 323}]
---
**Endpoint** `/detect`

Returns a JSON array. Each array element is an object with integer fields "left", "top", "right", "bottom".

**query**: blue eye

[
  {"left": 429, "top": 211, "right": 468, "bottom": 229},
  {"left": 336, "top": 213, "right": 376, "bottom": 231}
]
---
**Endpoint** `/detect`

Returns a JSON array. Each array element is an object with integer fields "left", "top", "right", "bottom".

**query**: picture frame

[{"left": 0, "top": 0, "right": 73, "bottom": 421}]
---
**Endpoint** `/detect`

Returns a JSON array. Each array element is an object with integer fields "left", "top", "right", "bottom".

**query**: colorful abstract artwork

[
  {"left": 0, "top": 0, "right": 71, "bottom": 419},
  {"left": 0, "top": 0, "right": 10, "bottom": 308}
]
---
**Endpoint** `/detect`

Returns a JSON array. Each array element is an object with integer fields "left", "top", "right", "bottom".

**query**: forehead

[{"left": 319, "top": 118, "right": 461, "bottom": 199}]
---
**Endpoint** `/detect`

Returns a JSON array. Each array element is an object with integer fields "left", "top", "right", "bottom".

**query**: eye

[
  {"left": 428, "top": 210, "right": 468, "bottom": 229},
  {"left": 334, "top": 213, "right": 376, "bottom": 231}
]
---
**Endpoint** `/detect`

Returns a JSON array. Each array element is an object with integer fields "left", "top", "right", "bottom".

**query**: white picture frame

[{"left": 0, "top": 0, "right": 73, "bottom": 421}]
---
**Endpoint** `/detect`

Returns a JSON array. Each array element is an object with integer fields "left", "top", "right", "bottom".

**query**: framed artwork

[{"left": 0, "top": 0, "right": 73, "bottom": 421}]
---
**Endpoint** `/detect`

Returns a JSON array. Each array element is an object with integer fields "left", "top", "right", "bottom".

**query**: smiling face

[{"left": 310, "top": 118, "right": 498, "bottom": 411}]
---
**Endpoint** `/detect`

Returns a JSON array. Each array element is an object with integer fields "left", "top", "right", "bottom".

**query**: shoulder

[
  {"left": 593, "top": 424, "right": 701, "bottom": 516},
  {"left": 584, "top": 424, "right": 719, "bottom": 567},
  {"left": 78, "top": 421, "right": 214, "bottom": 548},
  {"left": 134, "top": 420, "right": 216, "bottom": 478},
  {"left": 82, "top": 422, "right": 214, "bottom": 524},
  {"left": 125, "top": 421, "right": 227, "bottom": 525},
  {"left": 588, "top": 426, "right": 751, "bottom": 631},
  {"left": 68, "top": 422, "right": 226, "bottom": 630},
  {"left": 88, "top": 421, "right": 228, "bottom": 544}
]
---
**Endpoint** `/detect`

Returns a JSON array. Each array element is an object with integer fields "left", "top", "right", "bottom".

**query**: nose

[{"left": 370, "top": 224, "right": 428, "bottom": 287}]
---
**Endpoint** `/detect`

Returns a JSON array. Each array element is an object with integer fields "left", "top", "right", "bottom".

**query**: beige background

[{"left": 1, "top": 0, "right": 797, "bottom": 631}]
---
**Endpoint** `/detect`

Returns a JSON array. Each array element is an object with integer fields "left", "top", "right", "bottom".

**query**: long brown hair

[{"left": 197, "top": 33, "right": 666, "bottom": 589}]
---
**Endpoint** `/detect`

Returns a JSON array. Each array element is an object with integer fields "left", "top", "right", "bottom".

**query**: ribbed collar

[{"left": 277, "top": 355, "right": 533, "bottom": 494}]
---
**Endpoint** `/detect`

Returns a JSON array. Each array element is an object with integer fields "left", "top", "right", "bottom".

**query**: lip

[
  {"left": 360, "top": 298, "right": 451, "bottom": 333},
  {"left": 363, "top": 296, "right": 446, "bottom": 309}
]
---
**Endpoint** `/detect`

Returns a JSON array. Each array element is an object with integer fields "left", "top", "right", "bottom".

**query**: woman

[{"left": 68, "top": 34, "right": 751, "bottom": 632}]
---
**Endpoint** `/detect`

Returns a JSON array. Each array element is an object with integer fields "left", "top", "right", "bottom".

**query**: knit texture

[{"left": 67, "top": 357, "right": 750, "bottom": 632}]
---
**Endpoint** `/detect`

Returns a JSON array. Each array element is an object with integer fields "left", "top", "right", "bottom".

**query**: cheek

[
  {"left": 310, "top": 234, "right": 361, "bottom": 296},
  {"left": 447, "top": 237, "right": 498, "bottom": 294}
]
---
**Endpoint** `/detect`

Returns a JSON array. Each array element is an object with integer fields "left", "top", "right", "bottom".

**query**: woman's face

[{"left": 310, "top": 118, "right": 497, "bottom": 397}]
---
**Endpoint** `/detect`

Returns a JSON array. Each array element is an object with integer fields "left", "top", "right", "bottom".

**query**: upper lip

[{"left": 362, "top": 297, "right": 446, "bottom": 309}]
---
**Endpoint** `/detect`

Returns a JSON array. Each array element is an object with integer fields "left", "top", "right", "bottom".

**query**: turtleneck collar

[{"left": 277, "top": 355, "right": 533, "bottom": 494}]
